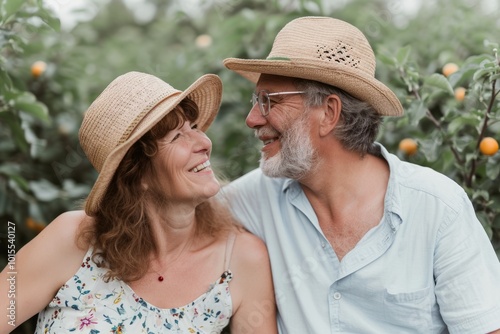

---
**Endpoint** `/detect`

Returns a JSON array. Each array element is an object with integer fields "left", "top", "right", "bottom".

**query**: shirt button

[
  {"left": 321, "top": 243, "right": 326, "bottom": 248},
  {"left": 333, "top": 292, "right": 341, "bottom": 300}
]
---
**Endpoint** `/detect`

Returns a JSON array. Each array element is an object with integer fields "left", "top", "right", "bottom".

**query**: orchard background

[{"left": 1, "top": 0, "right": 499, "bottom": 332}]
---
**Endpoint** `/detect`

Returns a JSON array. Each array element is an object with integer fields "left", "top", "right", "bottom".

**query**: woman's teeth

[{"left": 191, "top": 161, "right": 211, "bottom": 173}]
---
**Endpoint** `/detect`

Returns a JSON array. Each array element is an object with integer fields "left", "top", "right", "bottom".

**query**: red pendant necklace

[{"left": 153, "top": 239, "right": 192, "bottom": 283}]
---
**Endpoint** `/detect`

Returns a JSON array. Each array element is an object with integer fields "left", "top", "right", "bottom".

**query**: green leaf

[
  {"left": 0, "top": 66, "right": 13, "bottom": 91},
  {"left": 14, "top": 93, "right": 50, "bottom": 123},
  {"left": 0, "top": 163, "right": 21, "bottom": 177},
  {"left": 377, "top": 52, "right": 397, "bottom": 66},
  {"left": 9, "top": 174, "right": 30, "bottom": 193},
  {"left": 452, "top": 135, "right": 474, "bottom": 153},
  {"left": 489, "top": 73, "right": 500, "bottom": 82},
  {"left": 473, "top": 190, "right": 490, "bottom": 201},
  {"left": 13, "top": 91, "right": 36, "bottom": 102},
  {"left": 476, "top": 211, "right": 493, "bottom": 239},
  {"left": 423, "top": 73, "right": 454, "bottom": 95},
  {"left": 1, "top": 0, "right": 27, "bottom": 23},
  {"left": 419, "top": 136, "right": 443, "bottom": 162},
  {"left": 473, "top": 68, "right": 494, "bottom": 81},
  {"left": 407, "top": 100, "right": 426, "bottom": 126},
  {"left": 480, "top": 59, "right": 496, "bottom": 69},
  {"left": 396, "top": 45, "right": 411, "bottom": 65},
  {"left": 0, "top": 29, "right": 15, "bottom": 49},
  {"left": 448, "top": 116, "right": 481, "bottom": 136},
  {"left": 17, "top": 101, "right": 50, "bottom": 123},
  {"left": 483, "top": 40, "right": 499, "bottom": 49},
  {"left": 301, "top": 1, "right": 321, "bottom": 14},
  {"left": 486, "top": 161, "right": 500, "bottom": 180},
  {"left": 37, "top": 6, "right": 61, "bottom": 32},
  {"left": 0, "top": 112, "right": 28, "bottom": 152},
  {"left": 7, "top": 178, "right": 30, "bottom": 200},
  {"left": 493, "top": 213, "right": 500, "bottom": 229},
  {"left": 464, "top": 54, "right": 494, "bottom": 67},
  {"left": 62, "top": 179, "right": 91, "bottom": 198},
  {"left": 448, "top": 67, "right": 477, "bottom": 88},
  {"left": 29, "top": 179, "right": 60, "bottom": 201},
  {"left": 465, "top": 152, "right": 479, "bottom": 163}
]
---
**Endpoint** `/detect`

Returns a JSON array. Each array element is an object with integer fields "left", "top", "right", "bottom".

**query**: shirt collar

[
  {"left": 376, "top": 143, "right": 404, "bottom": 230},
  {"left": 280, "top": 143, "right": 404, "bottom": 227}
]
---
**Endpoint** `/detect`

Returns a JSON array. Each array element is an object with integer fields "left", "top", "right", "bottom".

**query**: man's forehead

[{"left": 256, "top": 74, "right": 296, "bottom": 90}]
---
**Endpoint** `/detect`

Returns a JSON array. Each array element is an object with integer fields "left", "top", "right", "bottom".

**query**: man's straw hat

[
  {"left": 223, "top": 16, "right": 403, "bottom": 116},
  {"left": 79, "top": 72, "right": 222, "bottom": 215}
]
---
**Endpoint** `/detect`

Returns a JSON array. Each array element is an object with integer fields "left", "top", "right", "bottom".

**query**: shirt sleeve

[
  {"left": 219, "top": 169, "right": 267, "bottom": 240},
  {"left": 434, "top": 191, "right": 500, "bottom": 333}
]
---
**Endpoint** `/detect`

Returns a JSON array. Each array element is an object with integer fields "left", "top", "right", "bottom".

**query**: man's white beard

[{"left": 259, "top": 114, "right": 317, "bottom": 180}]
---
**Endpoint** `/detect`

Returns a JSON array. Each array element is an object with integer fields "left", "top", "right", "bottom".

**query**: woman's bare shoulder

[
  {"left": 42, "top": 210, "right": 92, "bottom": 247},
  {"left": 50, "top": 209, "right": 90, "bottom": 228},
  {"left": 22, "top": 209, "right": 93, "bottom": 283},
  {"left": 231, "top": 230, "right": 270, "bottom": 265},
  {"left": 0, "top": 210, "right": 94, "bottom": 327}
]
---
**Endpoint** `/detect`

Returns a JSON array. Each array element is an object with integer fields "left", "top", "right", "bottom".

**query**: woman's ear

[{"left": 319, "top": 94, "right": 341, "bottom": 137}]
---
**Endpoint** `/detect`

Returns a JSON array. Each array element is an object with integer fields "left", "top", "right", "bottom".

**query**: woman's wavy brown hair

[{"left": 78, "top": 98, "right": 237, "bottom": 282}]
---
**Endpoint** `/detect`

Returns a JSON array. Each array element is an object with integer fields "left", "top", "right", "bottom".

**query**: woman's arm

[
  {"left": 229, "top": 231, "right": 278, "bottom": 334},
  {"left": 0, "top": 210, "right": 88, "bottom": 334}
]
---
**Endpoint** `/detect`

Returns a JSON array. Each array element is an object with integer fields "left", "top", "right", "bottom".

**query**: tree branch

[{"left": 466, "top": 79, "right": 497, "bottom": 187}]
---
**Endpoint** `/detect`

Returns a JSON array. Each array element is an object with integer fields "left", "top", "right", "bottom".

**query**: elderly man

[{"left": 222, "top": 16, "right": 500, "bottom": 333}]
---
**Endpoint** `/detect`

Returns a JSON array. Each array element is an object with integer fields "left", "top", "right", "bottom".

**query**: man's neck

[{"left": 299, "top": 149, "right": 390, "bottom": 260}]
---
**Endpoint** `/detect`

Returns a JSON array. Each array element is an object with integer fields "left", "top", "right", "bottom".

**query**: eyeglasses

[{"left": 251, "top": 90, "right": 305, "bottom": 117}]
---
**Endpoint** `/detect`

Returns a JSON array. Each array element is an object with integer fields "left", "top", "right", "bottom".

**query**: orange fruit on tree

[
  {"left": 479, "top": 137, "right": 499, "bottom": 156},
  {"left": 454, "top": 87, "right": 466, "bottom": 101},
  {"left": 399, "top": 138, "right": 418, "bottom": 156},
  {"left": 442, "top": 63, "right": 459, "bottom": 77},
  {"left": 195, "top": 34, "right": 212, "bottom": 48},
  {"left": 26, "top": 217, "right": 46, "bottom": 233},
  {"left": 31, "top": 60, "right": 47, "bottom": 78}
]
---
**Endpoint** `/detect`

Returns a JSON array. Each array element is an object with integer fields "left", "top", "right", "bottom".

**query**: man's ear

[{"left": 319, "top": 94, "right": 341, "bottom": 137}]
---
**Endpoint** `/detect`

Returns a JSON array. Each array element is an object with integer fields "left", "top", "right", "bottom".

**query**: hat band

[{"left": 267, "top": 56, "right": 291, "bottom": 61}]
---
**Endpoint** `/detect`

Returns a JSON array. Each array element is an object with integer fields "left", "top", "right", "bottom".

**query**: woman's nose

[{"left": 192, "top": 130, "right": 211, "bottom": 153}]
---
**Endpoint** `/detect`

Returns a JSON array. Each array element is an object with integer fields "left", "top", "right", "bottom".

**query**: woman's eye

[
  {"left": 171, "top": 133, "right": 181, "bottom": 142},
  {"left": 191, "top": 123, "right": 198, "bottom": 130}
]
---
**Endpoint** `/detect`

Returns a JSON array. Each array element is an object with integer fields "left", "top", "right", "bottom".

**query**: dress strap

[{"left": 223, "top": 232, "right": 237, "bottom": 271}]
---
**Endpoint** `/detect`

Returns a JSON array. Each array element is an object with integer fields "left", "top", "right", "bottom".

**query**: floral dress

[{"left": 35, "top": 234, "right": 236, "bottom": 334}]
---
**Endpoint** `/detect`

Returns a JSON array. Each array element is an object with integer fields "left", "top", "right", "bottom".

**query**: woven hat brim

[
  {"left": 84, "top": 74, "right": 222, "bottom": 215},
  {"left": 223, "top": 58, "right": 403, "bottom": 117}
]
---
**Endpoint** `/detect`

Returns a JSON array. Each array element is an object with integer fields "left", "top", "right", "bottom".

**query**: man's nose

[{"left": 246, "top": 103, "right": 267, "bottom": 129}]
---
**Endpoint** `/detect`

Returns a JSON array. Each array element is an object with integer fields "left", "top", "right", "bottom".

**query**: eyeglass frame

[{"left": 251, "top": 90, "right": 305, "bottom": 117}]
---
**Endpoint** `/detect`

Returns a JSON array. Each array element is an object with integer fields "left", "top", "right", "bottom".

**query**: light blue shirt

[{"left": 222, "top": 144, "right": 500, "bottom": 334}]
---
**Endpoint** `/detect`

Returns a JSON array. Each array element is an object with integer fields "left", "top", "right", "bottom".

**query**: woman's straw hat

[
  {"left": 79, "top": 72, "right": 222, "bottom": 215},
  {"left": 223, "top": 16, "right": 403, "bottom": 116}
]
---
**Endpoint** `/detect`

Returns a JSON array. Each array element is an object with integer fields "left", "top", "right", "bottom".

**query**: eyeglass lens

[
  {"left": 258, "top": 91, "right": 270, "bottom": 116},
  {"left": 251, "top": 91, "right": 270, "bottom": 116}
]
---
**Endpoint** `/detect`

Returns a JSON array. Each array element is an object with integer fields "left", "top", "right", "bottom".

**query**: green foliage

[
  {"left": 0, "top": 0, "right": 499, "bottom": 331},
  {"left": 373, "top": 0, "right": 499, "bottom": 255},
  {"left": 380, "top": 45, "right": 500, "bottom": 244}
]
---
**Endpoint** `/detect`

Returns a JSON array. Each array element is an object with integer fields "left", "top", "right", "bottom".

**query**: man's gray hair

[{"left": 294, "top": 79, "right": 382, "bottom": 156}]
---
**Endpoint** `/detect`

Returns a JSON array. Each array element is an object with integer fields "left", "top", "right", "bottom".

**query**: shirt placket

[{"left": 326, "top": 216, "right": 398, "bottom": 332}]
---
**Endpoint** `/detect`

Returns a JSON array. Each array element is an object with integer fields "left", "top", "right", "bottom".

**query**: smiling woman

[
  {"left": 137, "top": 99, "right": 221, "bottom": 211},
  {"left": 0, "top": 72, "right": 278, "bottom": 334}
]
